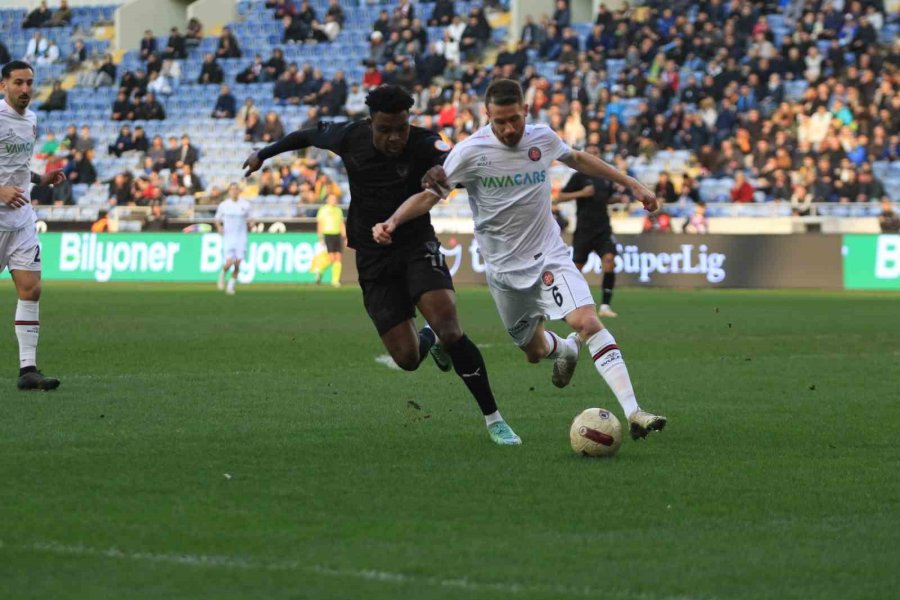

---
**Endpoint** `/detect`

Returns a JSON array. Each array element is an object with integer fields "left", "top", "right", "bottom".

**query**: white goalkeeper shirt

[
  {"left": 215, "top": 198, "right": 251, "bottom": 239},
  {"left": 0, "top": 99, "right": 38, "bottom": 231},
  {"left": 438, "top": 123, "right": 572, "bottom": 280}
]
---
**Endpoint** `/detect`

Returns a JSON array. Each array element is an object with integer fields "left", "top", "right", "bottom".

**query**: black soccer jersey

[
  {"left": 562, "top": 171, "right": 614, "bottom": 236},
  {"left": 259, "top": 120, "right": 448, "bottom": 252}
]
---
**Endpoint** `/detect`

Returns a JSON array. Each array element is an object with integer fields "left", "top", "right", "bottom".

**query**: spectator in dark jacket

[
  {"left": 109, "top": 126, "right": 135, "bottom": 157},
  {"left": 23, "top": 1, "right": 52, "bottom": 28},
  {"left": 68, "top": 150, "right": 97, "bottom": 185},
  {"left": 216, "top": 27, "right": 243, "bottom": 58},
  {"left": 163, "top": 27, "right": 187, "bottom": 60},
  {"left": 198, "top": 53, "right": 224, "bottom": 84},
  {"left": 132, "top": 126, "right": 149, "bottom": 154},
  {"left": 111, "top": 90, "right": 134, "bottom": 121},
  {"left": 551, "top": 0, "right": 570, "bottom": 27},
  {"left": 429, "top": 0, "right": 455, "bottom": 26},
  {"left": 47, "top": 0, "right": 72, "bottom": 27},
  {"left": 140, "top": 30, "right": 157, "bottom": 61},
  {"left": 263, "top": 48, "right": 287, "bottom": 82},
  {"left": 38, "top": 81, "right": 67, "bottom": 112},
  {"left": 137, "top": 92, "right": 166, "bottom": 120},
  {"left": 0, "top": 41, "right": 10, "bottom": 65},
  {"left": 212, "top": 85, "right": 237, "bottom": 118}
]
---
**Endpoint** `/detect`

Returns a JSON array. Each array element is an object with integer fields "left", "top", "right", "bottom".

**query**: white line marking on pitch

[
  {"left": 374, "top": 354, "right": 401, "bottom": 370},
  {"left": 0, "top": 539, "right": 710, "bottom": 599}
]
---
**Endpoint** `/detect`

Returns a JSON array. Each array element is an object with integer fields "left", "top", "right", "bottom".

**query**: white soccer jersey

[
  {"left": 440, "top": 123, "right": 572, "bottom": 279},
  {"left": 0, "top": 100, "right": 38, "bottom": 232},
  {"left": 215, "top": 198, "right": 252, "bottom": 238}
]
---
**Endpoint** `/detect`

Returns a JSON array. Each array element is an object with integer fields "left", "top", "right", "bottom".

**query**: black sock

[
  {"left": 19, "top": 366, "right": 37, "bottom": 376},
  {"left": 417, "top": 326, "right": 436, "bottom": 364},
  {"left": 446, "top": 334, "right": 498, "bottom": 416},
  {"left": 602, "top": 272, "right": 615, "bottom": 306}
]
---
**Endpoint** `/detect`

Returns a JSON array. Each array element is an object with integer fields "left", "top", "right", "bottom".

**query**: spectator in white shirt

[{"left": 24, "top": 32, "right": 49, "bottom": 63}]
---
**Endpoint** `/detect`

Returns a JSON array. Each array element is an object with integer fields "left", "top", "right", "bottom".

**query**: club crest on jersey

[
  {"left": 528, "top": 147, "right": 541, "bottom": 161},
  {"left": 542, "top": 270, "right": 554, "bottom": 286},
  {"left": 396, "top": 164, "right": 409, "bottom": 178},
  {"left": 434, "top": 139, "right": 451, "bottom": 152}
]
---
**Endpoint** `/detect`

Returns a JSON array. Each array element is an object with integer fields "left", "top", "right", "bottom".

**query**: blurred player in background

[
  {"left": 215, "top": 182, "right": 253, "bottom": 295},
  {"left": 0, "top": 61, "right": 64, "bottom": 390},
  {"left": 375, "top": 80, "right": 667, "bottom": 440},
  {"left": 243, "top": 85, "right": 521, "bottom": 445},
  {"left": 313, "top": 193, "right": 346, "bottom": 287},
  {"left": 553, "top": 143, "right": 621, "bottom": 318}
]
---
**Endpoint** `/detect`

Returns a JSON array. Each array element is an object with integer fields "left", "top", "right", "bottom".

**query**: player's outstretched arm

[
  {"left": 372, "top": 190, "right": 441, "bottom": 245},
  {"left": 242, "top": 129, "right": 318, "bottom": 177},
  {"left": 560, "top": 151, "right": 658, "bottom": 213},
  {"left": 554, "top": 185, "right": 595, "bottom": 203}
]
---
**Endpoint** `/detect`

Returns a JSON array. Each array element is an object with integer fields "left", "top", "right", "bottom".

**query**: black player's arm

[
  {"left": 257, "top": 128, "right": 318, "bottom": 160},
  {"left": 245, "top": 123, "right": 345, "bottom": 176},
  {"left": 558, "top": 151, "right": 634, "bottom": 189},
  {"left": 559, "top": 150, "right": 658, "bottom": 212},
  {"left": 30, "top": 172, "right": 42, "bottom": 185},
  {"left": 373, "top": 190, "right": 441, "bottom": 245},
  {"left": 555, "top": 184, "right": 594, "bottom": 203}
]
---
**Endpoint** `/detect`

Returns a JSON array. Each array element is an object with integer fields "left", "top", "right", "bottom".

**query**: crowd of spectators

[{"left": 21, "top": 0, "right": 898, "bottom": 221}]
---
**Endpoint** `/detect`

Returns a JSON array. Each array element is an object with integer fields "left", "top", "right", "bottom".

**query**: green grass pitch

[{"left": 1, "top": 282, "right": 898, "bottom": 599}]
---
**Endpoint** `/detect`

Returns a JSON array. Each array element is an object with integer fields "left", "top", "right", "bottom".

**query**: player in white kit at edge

[
  {"left": 215, "top": 182, "right": 253, "bottom": 295},
  {"left": 0, "top": 61, "right": 64, "bottom": 391},
  {"left": 374, "top": 79, "right": 666, "bottom": 440}
]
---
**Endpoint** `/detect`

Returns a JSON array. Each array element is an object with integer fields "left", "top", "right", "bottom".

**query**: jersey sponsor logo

[
  {"left": 477, "top": 170, "right": 546, "bottom": 188},
  {"left": 528, "top": 147, "right": 541, "bottom": 161},
  {"left": 3, "top": 141, "right": 34, "bottom": 155},
  {"left": 541, "top": 270, "right": 554, "bottom": 286}
]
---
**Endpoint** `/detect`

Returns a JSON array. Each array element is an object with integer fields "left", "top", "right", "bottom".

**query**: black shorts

[
  {"left": 357, "top": 238, "right": 454, "bottom": 336},
  {"left": 323, "top": 234, "right": 343, "bottom": 253},
  {"left": 572, "top": 231, "right": 617, "bottom": 265}
]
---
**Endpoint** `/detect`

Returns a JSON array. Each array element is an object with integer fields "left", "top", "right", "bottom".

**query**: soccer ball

[{"left": 570, "top": 408, "right": 622, "bottom": 457}]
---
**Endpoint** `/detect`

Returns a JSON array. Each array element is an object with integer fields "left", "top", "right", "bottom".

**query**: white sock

[
  {"left": 484, "top": 410, "right": 504, "bottom": 426},
  {"left": 586, "top": 329, "right": 639, "bottom": 418},
  {"left": 15, "top": 300, "right": 40, "bottom": 369},
  {"left": 227, "top": 278, "right": 236, "bottom": 290},
  {"left": 543, "top": 330, "right": 578, "bottom": 359}
]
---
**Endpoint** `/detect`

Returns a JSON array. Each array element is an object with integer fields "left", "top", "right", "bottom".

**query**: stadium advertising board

[
  {"left": 17, "top": 233, "right": 323, "bottom": 283},
  {"left": 8, "top": 233, "right": 893, "bottom": 290},
  {"left": 418, "top": 234, "right": 845, "bottom": 289},
  {"left": 842, "top": 234, "right": 900, "bottom": 291}
]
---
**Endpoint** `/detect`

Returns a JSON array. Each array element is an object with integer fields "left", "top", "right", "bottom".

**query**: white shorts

[
  {"left": 223, "top": 236, "right": 246, "bottom": 261},
  {"left": 487, "top": 250, "right": 595, "bottom": 347},
  {"left": 0, "top": 226, "right": 41, "bottom": 273}
]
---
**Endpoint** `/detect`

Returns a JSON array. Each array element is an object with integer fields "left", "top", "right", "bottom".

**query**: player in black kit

[
  {"left": 554, "top": 144, "right": 621, "bottom": 318},
  {"left": 242, "top": 85, "right": 521, "bottom": 445}
]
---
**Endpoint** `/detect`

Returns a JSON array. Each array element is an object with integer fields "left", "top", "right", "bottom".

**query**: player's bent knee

[
  {"left": 434, "top": 323, "right": 462, "bottom": 347},
  {"left": 394, "top": 354, "right": 421, "bottom": 371}
]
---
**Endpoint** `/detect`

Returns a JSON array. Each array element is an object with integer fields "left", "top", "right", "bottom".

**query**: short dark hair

[
  {"left": 2, "top": 61, "right": 34, "bottom": 79},
  {"left": 365, "top": 84, "right": 414, "bottom": 115},
  {"left": 485, "top": 78, "right": 524, "bottom": 107}
]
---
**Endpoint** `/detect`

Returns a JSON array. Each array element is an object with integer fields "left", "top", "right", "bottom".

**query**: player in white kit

[
  {"left": 0, "top": 61, "right": 64, "bottom": 391},
  {"left": 214, "top": 182, "right": 253, "bottom": 295},
  {"left": 374, "top": 80, "right": 666, "bottom": 440}
]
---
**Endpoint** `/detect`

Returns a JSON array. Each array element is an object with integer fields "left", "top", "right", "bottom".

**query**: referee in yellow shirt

[{"left": 315, "top": 193, "right": 347, "bottom": 287}]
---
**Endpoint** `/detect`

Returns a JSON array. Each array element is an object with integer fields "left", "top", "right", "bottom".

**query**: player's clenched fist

[
  {"left": 372, "top": 221, "right": 395, "bottom": 245},
  {"left": 628, "top": 180, "right": 659, "bottom": 214},
  {"left": 0, "top": 186, "right": 27, "bottom": 209}
]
